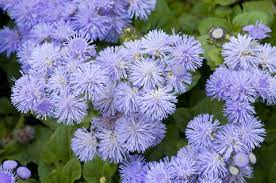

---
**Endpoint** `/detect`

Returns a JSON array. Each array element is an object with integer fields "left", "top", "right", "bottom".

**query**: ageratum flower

[
  {"left": 233, "top": 153, "right": 249, "bottom": 168},
  {"left": 96, "top": 129, "right": 127, "bottom": 163},
  {"left": 224, "top": 100, "right": 255, "bottom": 123},
  {"left": 29, "top": 42, "right": 61, "bottom": 75},
  {"left": 223, "top": 165, "right": 252, "bottom": 183},
  {"left": 145, "top": 159, "right": 173, "bottom": 183},
  {"left": 214, "top": 124, "right": 249, "bottom": 160},
  {"left": 127, "top": 0, "right": 156, "bottom": 20},
  {"left": 198, "top": 149, "right": 227, "bottom": 178},
  {"left": 96, "top": 46, "right": 128, "bottom": 80},
  {"left": 17, "top": 40, "right": 37, "bottom": 72},
  {"left": 256, "top": 43, "right": 276, "bottom": 74},
  {"left": 115, "top": 114, "right": 165, "bottom": 152},
  {"left": 128, "top": 58, "right": 165, "bottom": 89},
  {"left": 206, "top": 67, "right": 230, "bottom": 101},
  {"left": 2, "top": 160, "right": 18, "bottom": 170},
  {"left": 0, "top": 27, "right": 21, "bottom": 57},
  {"left": 166, "top": 34, "right": 204, "bottom": 71},
  {"left": 119, "top": 155, "right": 148, "bottom": 183},
  {"left": 138, "top": 87, "right": 177, "bottom": 120},
  {"left": 29, "top": 23, "right": 54, "bottom": 43},
  {"left": 198, "top": 175, "right": 222, "bottom": 183},
  {"left": 141, "top": 30, "right": 169, "bottom": 57},
  {"left": 72, "top": 4, "right": 110, "bottom": 41},
  {"left": 166, "top": 64, "right": 192, "bottom": 94},
  {"left": 222, "top": 34, "right": 259, "bottom": 70},
  {"left": 11, "top": 74, "right": 45, "bottom": 113},
  {"left": 52, "top": 93, "right": 87, "bottom": 125},
  {"left": 16, "top": 166, "right": 31, "bottom": 180},
  {"left": 71, "top": 128, "right": 97, "bottom": 162},
  {"left": 113, "top": 83, "right": 140, "bottom": 114},
  {"left": 71, "top": 63, "right": 109, "bottom": 101},
  {"left": 237, "top": 118, "right": 266, "bottom": 150},
  {"left": 0, "top": 166, "right": 17, "bottom": 183},
  {"left": 169, "top": 156, "right": 197, "bottom": 182},
  {"left": 186, "top": 114, "right": 220, "bottom": 148},
  {"left": 243, "top": 22, "right": 271, "bottom": 40}
]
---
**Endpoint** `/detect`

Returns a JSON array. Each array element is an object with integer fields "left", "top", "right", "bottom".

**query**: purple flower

[
  {"left": 224, "top": 100, "right": 255, "bottom": 123},
  {"left": 198, "top": 149, "right": 227, "bottom": 178},
  {"left": 237, "top": 118, "right": 266, "bottom": 150},
  {"left": 166, "top": 34, "right": 204, "bottom": 71},
  {"left": 11, "top": 74, "right": 45, "bottom": 113},
  {"left": 127, "top": 0, "right": 156, "bottom": 20},
  {"left": 169, "top": 156, "right": 197, "bottom": 182},
  {"left": 145, "top": 159, "right": 173, "bottom": 183},
  {"left": 96, "top": 128, "right": 127, "bottom": 163},
  {"left": 214, "top": 124, "right": 249, "bottom": 160},
  {"left": 115, "top": 114, "right": 165, "bottom": 152},
  {"left": 206, "top": 67, "right": 230, "bottom": 101},
  {"left": 222, "top": 34, "right": 259, "bottom": 70},
  {"left": 243, "top": 22, "right": 271, "bottom": 40},
  {"left": 166, "top": 64, "right": 192, "bottom": 94},
  {"left": 2, "top": 160, "right": 18, "bottom": 170},
  {"left": 0, "top": 166, "right": 16, "bottom": 183},
  {"left": 52, "top": 93, "right": 87, "bottom": 125},
  {"left": 29, "top": 42, "right": 61, "bottom": 75},
  {"left": 186, "top": 114, "right": 220, "bottom": 148},
  {"left": 138, "top": 87, "right": 177, "bottom": 120},
  {"left": 17, "top": 40, "right": 37, "bottom": 71},
  {"left": 16, "top": 166, "right": 31, "bottom": 180},
  {"left": 113, "top": 83, "right": 140, "bottom": 114},
  {"left": 119, "top": 155, "right": 148, "bottom": 183},
  {"left": 256, "top": 43, "right": 276, "bottom": 74},
  {"left": 96, "top": 46, "right": 128, "bottom": 80},
  {"left": 128, "top": 58, "right": 165, "bottom": 89},
  {"left": 29, "top": 23, "right": 53, "bottom": 43},
  {"left": 71, "top": 63, "right": 109, "bottom": 101},
  {"left": 71, "top": 128, "right": 97, "bottom": 162},
  {"left": 0, "top": 27, "right": 21, "bottom": 57},
  {"left": 233, "top": 153, "right": 249, "bottom": 168}
]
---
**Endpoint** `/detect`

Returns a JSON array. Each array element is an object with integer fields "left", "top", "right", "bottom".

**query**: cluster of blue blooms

[
  {"left": 0, "top": 160, "right": 31, "bottom": 182},
  {"left": 10, "top": 29, "right": 203, "bottom": 163},
  {"left": 0, "top": 0, "right": 156, "bottom": 57},
  {"left": 119, "top": 114, "right": 265, "bottom": 183}
]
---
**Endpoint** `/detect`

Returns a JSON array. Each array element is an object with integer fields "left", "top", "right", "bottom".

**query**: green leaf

[
  {"left": 198, "top": 17, "right": 229, "bottom": 35},
  {"left": 83, "top": 156, "right": 117, "bottom": 182},
  {"left": 242, "top": 1, "right": 274, "bottom": 16},
  {"left": 187, "top": 72, "right": 201, "bottom": 92},
  {"left": 233, "top": 11, "right": 272, "bottom": 27},
  {"left": 61, "top": 158, "right": 82, "bottom": 183},
  {"left": 191, "top": 97, "right": 227, "bottom": 124},
  {"left": 41, "top": 125, "right": 76, "bottom": 167},
  {"left": 215, "top": 0, "right": 237, "bottom": 6}
]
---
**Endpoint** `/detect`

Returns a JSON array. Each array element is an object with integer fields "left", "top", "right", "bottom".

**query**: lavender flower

[
  {"left": 71, "top": 128, "right": 97, "bottom": 162},
  {"left": 0, "top": 27, "right": 21, "bottom": 57},
  {"left": 128, "top": 58, "right": 165, "bottom": 89},
  {"left": 127, "top": 0, "right": 156, "bottom": 20},
  {"left": 119, "top": 155, "right": 148, "bottom": 183},
  {"left": 186, "top": 114, "right": 220, "bottom": 148},
  {"left": 222, "top": 34, "right": 259, "bottom": 70},
  {"left": 96, "top": 129, "right": 127, "bottom": 163},
  {"left": 53, "top": 93, "right": 87, "bottom": 125},
  {"left": 243, "top": 22, "right": 271, "bottom": 40},
  {"left": 16, "top": 166, "right": 31, "bottom": 180},
  {"left": 138, "top": 87, "right": 177, "bottom": 120}
]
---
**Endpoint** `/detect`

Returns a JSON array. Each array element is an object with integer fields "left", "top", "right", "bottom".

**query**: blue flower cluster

[
  {"left": 10, "top": 29, "right": 203, "bottom": 162},
  {"left": 206, "top": 33, "right": 276, "bottom": 123},
  {"left": 0, "top": 0, "right": 156, "bottom": 57},
  {"left": 119, "top": 114, "right": 265, "bottom": 183},
  {"left": 0, "top": 160, "right": 31, "bottom": 182}
]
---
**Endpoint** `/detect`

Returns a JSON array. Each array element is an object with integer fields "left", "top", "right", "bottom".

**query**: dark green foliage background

[{"left": 0, "top": 0, "right": 275, "bottom": 182}]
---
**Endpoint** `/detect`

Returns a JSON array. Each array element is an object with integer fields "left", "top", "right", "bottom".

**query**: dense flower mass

[
  {"left": 0, "top": 0, "right": 157, "bottom": 57},
  {"left": 119, "top": 114, "right": 265, "bottom": 182},
  {"left": 10, "top": 29, "right": 204, "bottom": 163}
]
